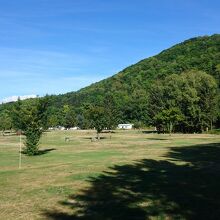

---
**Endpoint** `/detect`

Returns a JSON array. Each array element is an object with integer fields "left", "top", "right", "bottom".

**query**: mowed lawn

[{"left": 0, "top": 130, "right": 220, "bottom": 220}]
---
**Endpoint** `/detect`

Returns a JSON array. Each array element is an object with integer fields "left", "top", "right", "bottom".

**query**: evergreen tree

[
  {"left": 0, "top": 110, "right": 12, "bottom": 131},
  {"left": 11, "top": 98, "right": 48, "bottom": 155}
]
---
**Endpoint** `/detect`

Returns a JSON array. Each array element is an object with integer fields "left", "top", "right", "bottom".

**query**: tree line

[
  {"left": 0, "top": 69, "right": 219, "bottom": 155},
  {"left": 148, "top": 70, "right": 219, "bottom": 134},
  {"left": 0, "top": 35, "right": 220, "bottom": 155},
  {"left": 0, "top": 94, "right": 120, "bottom": 155}
]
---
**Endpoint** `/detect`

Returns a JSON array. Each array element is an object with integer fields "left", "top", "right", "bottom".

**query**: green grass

[
  {"left": 206, "top": 129, "right": 220, "bottom": 135},
  {"left": 0, "top": 130, "right": 220, "bottom": 220}
]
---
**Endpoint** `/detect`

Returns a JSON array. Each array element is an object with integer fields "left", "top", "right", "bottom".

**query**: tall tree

[
  {"left": 62, "top": 105, "right": 76, "bottom": 129},
  {"left": 154, "top": 107, "right": 184, "bottom": 135},
  {"left": 11, "top": 98, "right": 48, "bottom": 155},
  {"left": 86, "top": 106, "right": 108, "bottom": 139},
  {"left": 148, "top": 70, "right": 218, "bottom": 133},
  {"left": 0, "top": 110, "right": 12, "bottom": 131},
  {"left": 103, "top": 94, "right": 119, "bottom": 130}
]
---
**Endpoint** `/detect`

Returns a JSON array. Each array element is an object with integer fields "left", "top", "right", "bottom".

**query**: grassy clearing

[{"left": 0, "top": 130, "right": 220, "bottom": 220}]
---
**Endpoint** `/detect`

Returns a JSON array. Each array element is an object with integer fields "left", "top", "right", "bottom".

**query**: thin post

[{"left": 19, "top": 134, "right": 22, "bottom": 169}]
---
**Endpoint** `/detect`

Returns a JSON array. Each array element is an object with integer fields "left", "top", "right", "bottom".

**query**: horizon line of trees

[
  {"left": 0, "top": 70, "right": 219, "bottom": 134},
  {"left": 0, "top": 69, "right": 219, "bottom": 155}
]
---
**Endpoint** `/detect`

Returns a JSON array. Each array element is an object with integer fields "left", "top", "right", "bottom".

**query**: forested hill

[
  {"left": 51, "top": 34, "right": 220, "bottom": 110},
  {"left": 1, "top": 34, "right": 220, "bottom": 129}
]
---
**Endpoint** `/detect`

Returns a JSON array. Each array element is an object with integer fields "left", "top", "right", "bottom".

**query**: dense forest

[{"left": 1, "top": 34, "right": 220, "bottom": 133}]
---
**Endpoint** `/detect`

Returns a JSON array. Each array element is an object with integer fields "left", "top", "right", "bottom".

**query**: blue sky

[{"left": 0, "top": 0, "right": 219, "bottom": 102}]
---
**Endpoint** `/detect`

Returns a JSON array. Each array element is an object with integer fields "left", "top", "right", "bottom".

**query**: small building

[
  {"left": 69, "top": 127, "right": 80, "bottom": 130},
  {"left": 118, "top": 124, "right": 133, "bottom": 130}
]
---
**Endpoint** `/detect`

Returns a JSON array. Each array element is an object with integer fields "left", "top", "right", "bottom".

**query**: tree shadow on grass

[
  {"left": 44, "top": 143, "right": 220, "bottom": 220},
  {"left": 142, "top": 130, "right": 157, "bottom": 134},
  {"left": 37, "top": 148, "right": 56, "bottom": 155},
  {"left": 22, "top": 148, "right": 56, "bottom": 155},
  {"left": 83, "top": 137, "right": 109, "bottom": 140},
  {"left": 146, "top": 138, "right": 170, "bottom": 141}
]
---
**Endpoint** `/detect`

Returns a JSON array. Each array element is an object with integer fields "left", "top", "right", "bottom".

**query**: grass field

[{"left": 0, "top": 130, "right": 220, "bottom": 220}]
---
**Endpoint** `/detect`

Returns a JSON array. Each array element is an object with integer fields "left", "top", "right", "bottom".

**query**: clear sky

[{"left": 0, "top": 0, "right": 219, "bottom": 102}]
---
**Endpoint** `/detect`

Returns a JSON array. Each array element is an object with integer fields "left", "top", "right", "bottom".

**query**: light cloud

[
  {"left": 2, "top": 94, "right": 37, "bottom": 104},
  {"left": 0, "top": 47, "right": 98, "bottom": 81},
  {"left": 0, "top": 0, "right": 219, "bottom": 102}
]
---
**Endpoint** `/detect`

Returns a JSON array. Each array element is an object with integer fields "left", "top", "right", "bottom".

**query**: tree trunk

[
  {"left": 97, "top": 132, "right": 100, "bottom": 140},
  {"left": 210, "top": 119, "right": 213, "bottom": 131},
  {"left": 169, "top": 121, "right": 173, "bottom": 136}
]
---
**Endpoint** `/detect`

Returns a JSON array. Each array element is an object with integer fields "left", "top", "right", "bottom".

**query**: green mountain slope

[
  {"left": 1, "top": 34, "right": 220, "bottom": 126},
  {"left": 54, "top": 34, "right": 220, "bottom": 110}
]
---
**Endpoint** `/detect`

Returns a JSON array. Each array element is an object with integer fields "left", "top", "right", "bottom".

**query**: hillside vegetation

[
  {"left": 50, "top": 35, "right": 220, "bottom": 123},
  {"left": 56, "top": 34, "right": 220, "bottom": 105},
  {"left": 1, "top": 34, "right": 220, "bottom": 131}
]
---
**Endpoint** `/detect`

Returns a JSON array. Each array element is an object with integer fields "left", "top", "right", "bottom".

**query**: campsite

[
  {"left": 0, "top": 129, "right": 220, "bottom": 219},
  {"left": 0, "top": 1, "right": 220, "bottom": 219}
]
